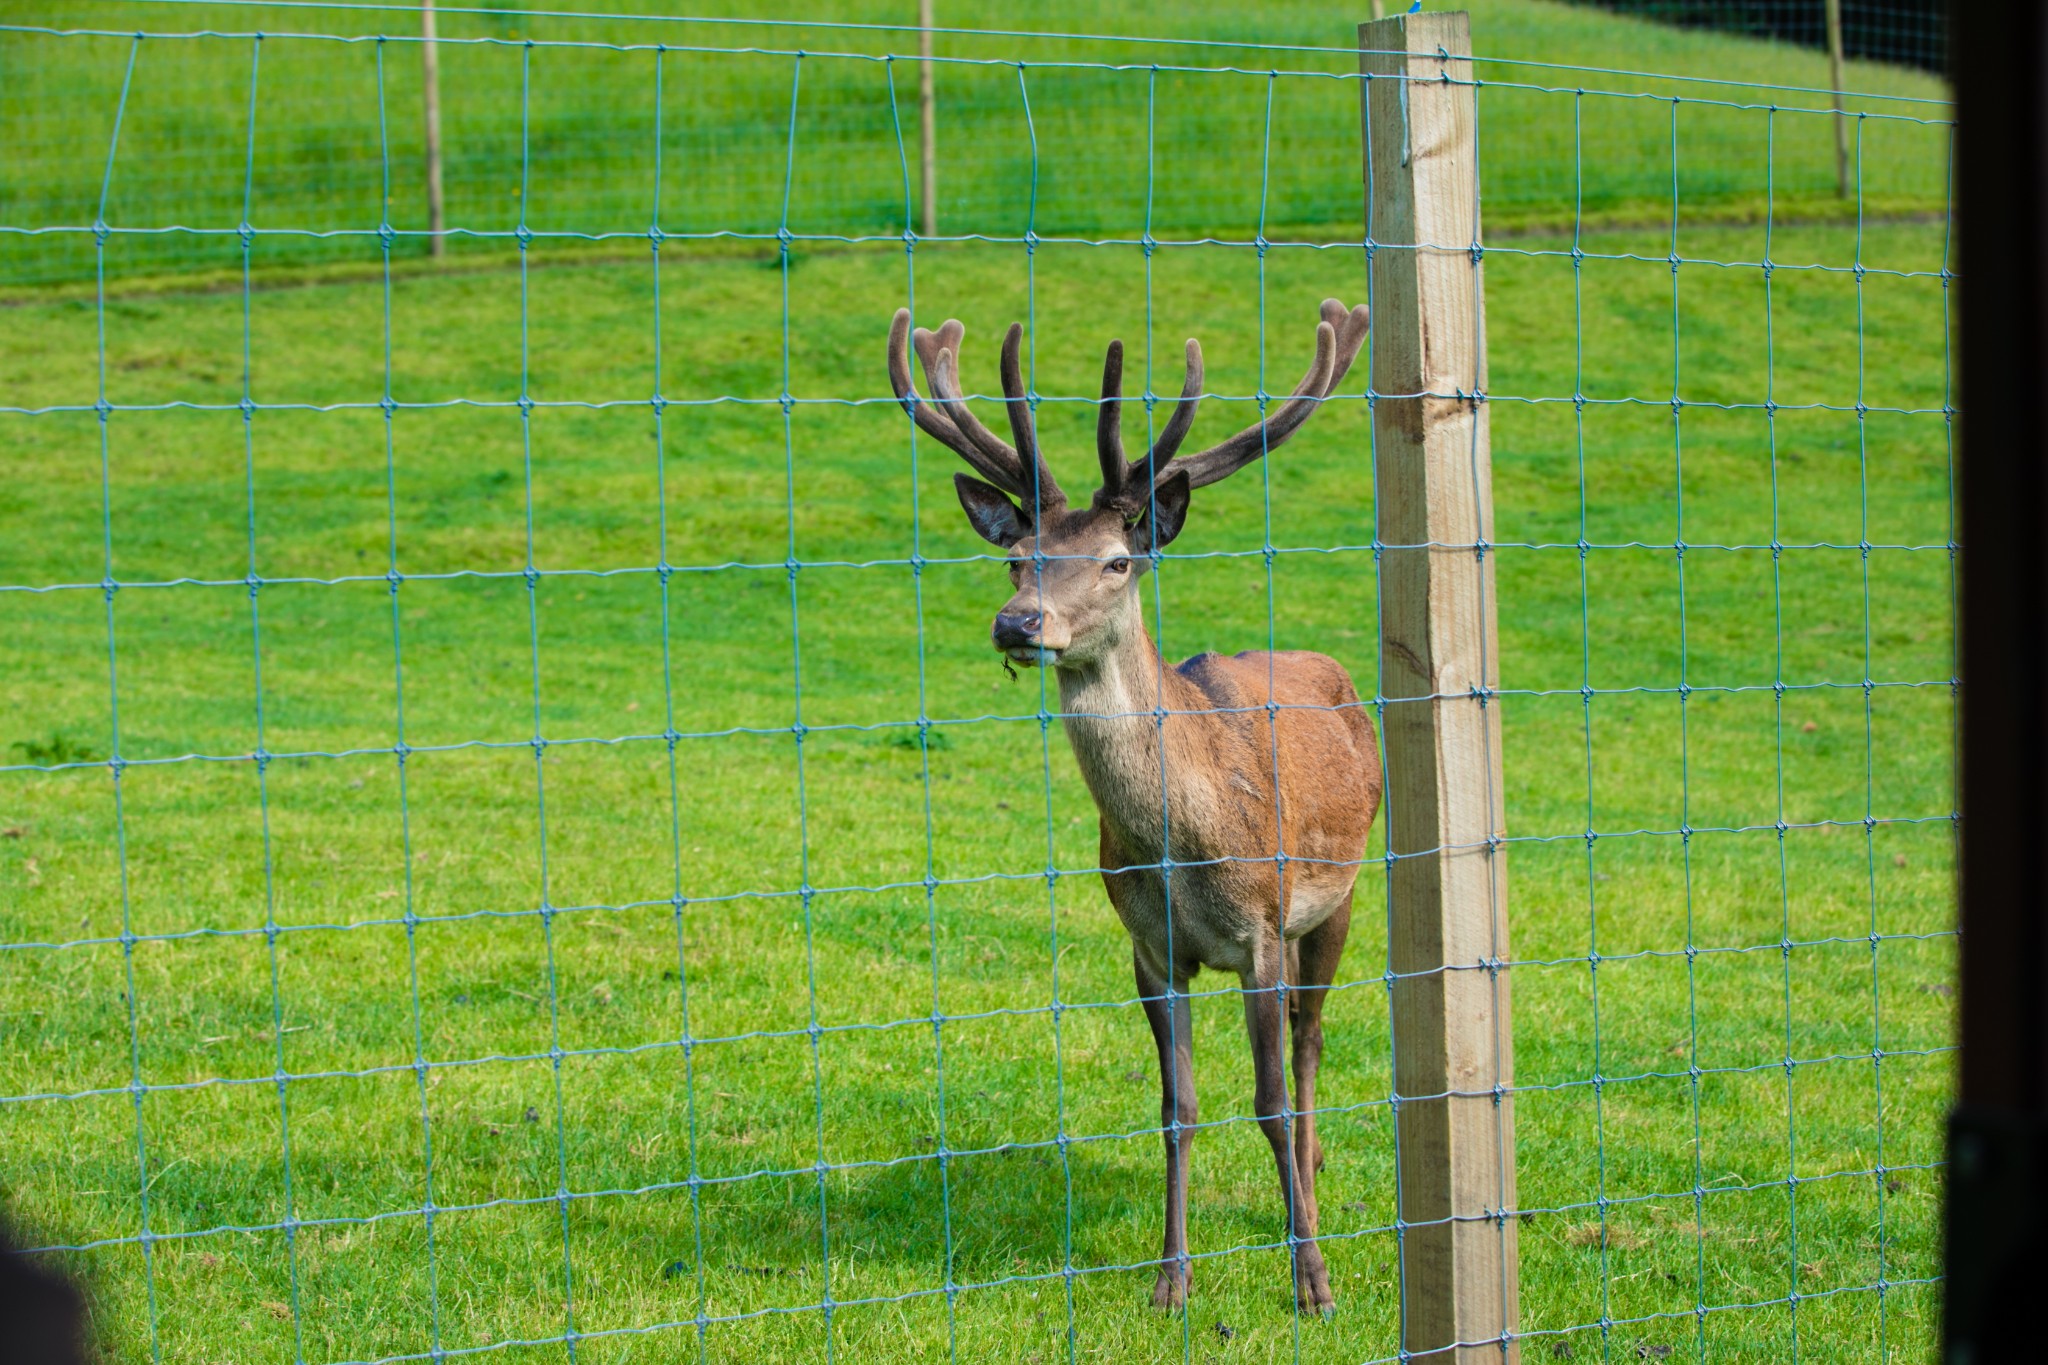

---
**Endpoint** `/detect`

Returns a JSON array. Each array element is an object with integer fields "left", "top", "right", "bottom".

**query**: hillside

[{"left": 0, "top": 0, "right": 1950, "bottom": 288}]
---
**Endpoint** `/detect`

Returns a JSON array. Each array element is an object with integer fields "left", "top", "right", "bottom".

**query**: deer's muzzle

[
  {"left": 992, "top": 608, "right": 1063, "bottom": 666},
  {"left": 992, "top": 608, "right": 1041, "bottom": 650}
]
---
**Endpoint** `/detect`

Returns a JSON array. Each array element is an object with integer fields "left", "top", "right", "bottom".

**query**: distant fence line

[{"left": 1564, "top": 0, "right": 1945, "bottom": 74}]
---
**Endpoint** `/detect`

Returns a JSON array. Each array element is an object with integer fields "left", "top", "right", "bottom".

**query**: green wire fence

[
  {"left": 0, "top": 1, "right": 1951, "bottom": 287},
  {"left": 1560, "top": 1, "right": 1944, "bottom": 75},
  {"left": 0, "top": 5, "right": 1956, "bottom": 1362}
]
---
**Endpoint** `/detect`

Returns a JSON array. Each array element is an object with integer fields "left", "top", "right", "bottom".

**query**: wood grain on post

[{"left": 1359, "top": 11, "right": 1519, "bottom": 1363}]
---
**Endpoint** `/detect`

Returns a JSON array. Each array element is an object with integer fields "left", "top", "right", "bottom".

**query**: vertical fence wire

[
  {"left": 768, "top": 50, "right": 840, "bottom": 1364},
  {"left": 1666, "top": 87, "right": 1690, "bottom": 1365},
  {"left": 884, "top": 46, "right": 966, "bottom": 1365},
  {"left": 1249, "top": 67, "right": 1309, "bottom": 1364},
  {"left": 514, "top": 36, "right": 586, "bottom": 1360},
  {"left": 0, "top": 15, "right": 1960, "bottom": 1365},
  {"left": 1359, "top": 56, "right": 1409, "bottom": 1363},
  {"left": 1848, "top": 106, "right": 1893, "bottom": 1361},
  {"left": 1682, "top": 81, "right": 1716, "bottom": 1365},
  {"left": 1754, "top": 93, "right": 1805, "bottom": 1362},
  {"left": 1131, "top": 56, "right": 1199, "bottom": 1365},
  {"left": 647, "top": 42, "right": 716, "bottom": 1362},
  {"left": 1464, "top": 63, "right": 1516, "bottom": 1362},
  {"left": 1575, "top": 74, "right": 1618, "bottom": 1365},
  {"left": 373, "top": 32, "right": 450, "bottom": 1365},
  {"left": 233, "top": 31, "right": 314, "bottom": 1365},
  {"left": 90, "top": 30, "right": 160, "bottom": 1365}
]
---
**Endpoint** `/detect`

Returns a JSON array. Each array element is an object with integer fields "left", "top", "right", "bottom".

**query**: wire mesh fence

[
  {"left": 1560, "top": 0, "right": 1945, "bottom": 75},
  {"left": 0, "top": 4, "right": 1955, "bottom": 1362},
  {"left": 0, "top": 0, "right": 1951, "bottom": 287}
]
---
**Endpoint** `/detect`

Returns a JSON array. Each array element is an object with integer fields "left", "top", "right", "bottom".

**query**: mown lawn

[{"left": 0, "top": 191, "right": 1955, "bottom": 1363}]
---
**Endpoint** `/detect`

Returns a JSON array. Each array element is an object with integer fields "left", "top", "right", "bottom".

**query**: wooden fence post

[
  {"left": 918, "top": 0, "right": 937, "bottom": 239},
  {"left": 422, "top": 0, "right": 446, "bottom": 258},
  {"left": 1359, "top": 12, "right": 1519, "bottom": 1363},
  {"left": 1825, "top": 0, "right": 1850, "bottom": 198}
]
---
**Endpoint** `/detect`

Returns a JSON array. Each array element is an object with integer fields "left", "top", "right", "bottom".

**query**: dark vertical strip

[{"left": 1945, "top": 3, "right": 2048, "bottom": 1361}]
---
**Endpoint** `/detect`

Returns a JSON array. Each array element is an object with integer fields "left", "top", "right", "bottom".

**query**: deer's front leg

[
  {"left": 1136, "top": 949, "right": 1196, "bottom": 1309},
  {"left": 1244, "top": 954, "right": 1336, "bottom": 1316}
]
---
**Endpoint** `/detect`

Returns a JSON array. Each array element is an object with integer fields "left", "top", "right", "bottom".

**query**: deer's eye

[{"left": 1105, "top": 557, "right": 1132, "bottom": 575}]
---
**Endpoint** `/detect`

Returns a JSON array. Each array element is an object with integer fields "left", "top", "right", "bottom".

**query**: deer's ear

[
  {"left": 1128, "top": 471, "right": 1191, "bottom": 555},
  {"left": 954, "top": 473, "right": 1031, "bottom": 547}
]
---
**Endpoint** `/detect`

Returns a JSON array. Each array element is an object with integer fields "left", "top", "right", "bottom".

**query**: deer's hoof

[
  {"left": 1150, "top": 1269, "right": 1190, "bottom": 1310},
  {"left": 1295, "top": 1262, "right": 1337, "bottom": 1317}
]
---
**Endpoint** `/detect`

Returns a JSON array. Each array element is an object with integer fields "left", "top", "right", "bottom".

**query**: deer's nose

[{"left": 991, "top": 610, "right": 1042, "bottom": 650}]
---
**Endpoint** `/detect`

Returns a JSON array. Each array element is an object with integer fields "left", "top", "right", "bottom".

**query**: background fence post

[
  {"left": 918, "top": 0, "right": 936, "bottom": 239},
  {"left": 1359, "top": 11, "right": 1519, "bottom": 1363},
  {"left": 1825, "top": 0, "right": 1849, "bottom": 198},
  {"left": 422, "top": 0, "right": 445, "bottom": 258}
]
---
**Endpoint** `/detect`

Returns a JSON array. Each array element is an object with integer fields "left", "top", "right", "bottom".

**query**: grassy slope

[
  {"left": 1, "top": 2, "right": 1955, "bottom": 1362},
  {"left": 2, "top": 0, "right": 1949, "bottom": 285},
  {"left": 0, "top": 212, "right": 1955, "bottom": 1361}
]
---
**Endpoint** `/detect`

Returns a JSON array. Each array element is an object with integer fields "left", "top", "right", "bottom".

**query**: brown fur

[
  {"left": 886, "top": 302, "right": 1381, "bottom": 1314},
  {"left": 1002, "top": 506, "right": 1382, "bottom": 1314}
]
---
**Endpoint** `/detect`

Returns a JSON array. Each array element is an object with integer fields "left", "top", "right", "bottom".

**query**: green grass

[
  {"left": 0, "top": 2, "right": 1957, "bottom": 1359},
  {"left": 0, "top": 202, "right": 1956, "bottom": 1361},
  {"left": 2, "top": 0, "right": 1950, "bottom": 286}
]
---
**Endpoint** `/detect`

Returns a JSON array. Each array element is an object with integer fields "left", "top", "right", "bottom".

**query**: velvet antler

[
  {"left": 886, "top": 308, "right": 1064, "bottom": 510},
  {"left": 1092, "top": 299, "right": 1369, "bottom": 516}
]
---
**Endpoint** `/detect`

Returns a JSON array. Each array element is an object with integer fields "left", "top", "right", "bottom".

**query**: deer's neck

[{"left": 1054, "top": 608, "right": 1211, "bottom": 857}]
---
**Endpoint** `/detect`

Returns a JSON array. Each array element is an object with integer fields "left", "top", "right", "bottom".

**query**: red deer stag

[{"left": 886, "top": 302, "right": 1382, "bottom": 1314}]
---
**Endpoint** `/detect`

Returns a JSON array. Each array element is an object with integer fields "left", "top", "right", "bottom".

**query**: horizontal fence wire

[{"left": 0, "top": 7, "right": 1954, "bottom": 1365}]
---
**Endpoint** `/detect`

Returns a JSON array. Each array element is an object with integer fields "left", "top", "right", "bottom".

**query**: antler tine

[
  {"left": 925, "top": 321, "right": 1066, "bottom": 508},
  {"left": 1319, "top": 298, "right": 1371, "bottom": 393},
  {"left": 1095, "top": 339, "right": 1127, "bottom": 501},
  {"left": 999, "top": 323, "right": 1063, "bottom": 510},
  {"left": 888, "top": 309, "right": 1031, "bottom": 498},
  {"left": 917, "top": 321, "right": 1014, "bottom": 470},
  {"left": 1158, "top": 301, "right": 1369, "bottom": 492},
  {"left": 889, "top": 310, "right": 974, "bottom": 453},
  {"left": 1123, "top": 337, "right": 1204, "bottom": 497},
  {"left": 931, "top": 346, "right": 1027, "bottom": 487},
  {"left": 911, "top": 318, "right": 963, "bottom": 374},
  {"left": 918, "top": 318, "right": 1057, "bottom": 503},
  {"left": 1173, "top": 320, "right": 1334, "bottom": 489}
]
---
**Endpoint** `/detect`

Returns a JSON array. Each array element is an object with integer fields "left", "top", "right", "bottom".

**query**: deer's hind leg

[
  {"left": 1288, "top": 895, "right": 1351, "bottom": 1214},
  {"left": 1135, "top": 947, "right": 1197, "bottom": 1309},
  {"left": 1245, "top": 937, "right": 1336, "bottom": 1315}
]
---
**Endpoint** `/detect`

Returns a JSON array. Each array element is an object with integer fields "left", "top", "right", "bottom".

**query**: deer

[{"left": 884, "top": 301, "right": 1383, "bottom": 1316}]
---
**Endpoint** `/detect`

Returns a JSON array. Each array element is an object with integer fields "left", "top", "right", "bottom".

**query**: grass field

[
  {"left": 2, "top": 0, "right": 1951, "bottom": 285},
  {"left": 0, "top": 3, "right": 1956, "bottom": 1364}
]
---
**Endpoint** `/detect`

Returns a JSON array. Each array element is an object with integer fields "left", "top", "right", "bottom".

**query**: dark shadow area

[
  {"left": 0, "top": 1215, "right": 90, "bottom": 1365},
  {"left": 1563, "top": 0, "right": 1945, "bottom": 72}
]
